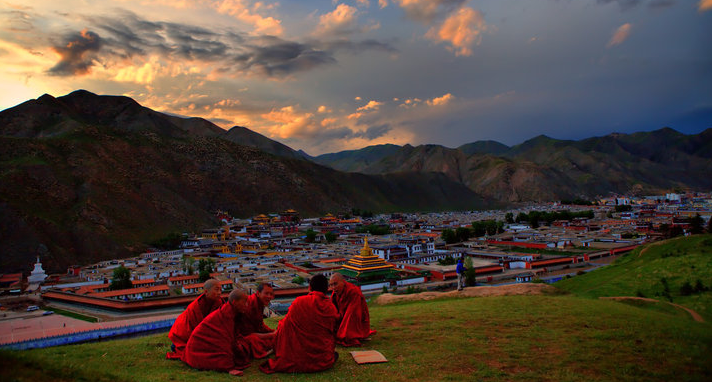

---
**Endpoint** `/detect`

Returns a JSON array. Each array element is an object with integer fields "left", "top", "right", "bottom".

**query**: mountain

[
  {"left": 312, "top": 144, "right": 402, "bottom": 172},
  {"left": 222, "top": 125, "right": 307, "bottom": 160},
  {"left": 0, "top": 91, "right": 485, "bottom": 274},
  {"left": 457, "top": 140, "right": 510, "bottom": 156},
  {"left": 314, "top": 128, "right": 712, "bottom": 202}
]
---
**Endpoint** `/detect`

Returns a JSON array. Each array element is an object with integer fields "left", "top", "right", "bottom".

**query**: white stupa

[{"left": 28, "top": 256, "right": 48, "bottom": 284}]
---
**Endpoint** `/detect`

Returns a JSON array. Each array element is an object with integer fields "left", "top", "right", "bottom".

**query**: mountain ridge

[{"left": 0, "top": 91, "right": 485, "bottom": 274}]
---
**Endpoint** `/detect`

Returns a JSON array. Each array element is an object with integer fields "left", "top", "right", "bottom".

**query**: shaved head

[
  {"left": 329, "top": 273, "right": 346, "bottom": 294},
  {"left": 229, "top": 289, "right": 247, "bottom": 303},
  {"left": 203, "top": 278, "right": 222, "bottom": 301},
  {"left": 203, "top": 278, "right": 219, "bottom": 292}
]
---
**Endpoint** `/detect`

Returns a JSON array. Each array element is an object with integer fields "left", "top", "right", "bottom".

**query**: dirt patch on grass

[
  {"left": 374, "top": 283, "right": 557, "bottom": 305},
  {"left": 600, "top": 296, "right": 704, "bottom": 322}
]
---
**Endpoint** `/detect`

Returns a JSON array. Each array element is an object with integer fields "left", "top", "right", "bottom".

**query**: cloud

[
  {"left": 379, "top": 0, "right": 389, "bottom": 8},
  {"left": 234, "top": 36, "right": 337, "bottom": 77},
  {"left": 399, "top": 97, "right": 422, "bottom": 108},
  {"left": 357, "top": 123, "right": 391, "bottom": 139},
  {"left": 312, "top": 3, "right": 381, "bottom": 36},
  {"left": 700, "top": 0, "right": 712, "bottom": 11},
  {"left": 357, "top": 100, "right": 383, "bottom": 111},
  {"left": 355, "top": 0, "right": 370, "bottom": 7},
  {"left": 426, "top": 93, "right": 454, "bottom": 106},
  {"left": 425, "top": 7, "right": 487, "bottom": 56},
  {"left": 394, "top": 0, "right": 467, "bottom": 24},
  {"left": 48, "top": 29, "right": 102, "bottom": 75},
  {"left": 261, "top": 105, "right": 316, "bottom": 138},
  {"left": 596, "top": 0, "right": 676, "bottom": 11},
  {"left": 596, "top": 0, "right": 643, "bottom": 10},
  {"left": 318, "top": 39, "right": 396, "bottom": 54},
  {"left": 211, "top": 0, "right": 284, "bottom": 36},
  {"left": 607, "top": 23, "right": 632, "bottom": 48},
  {"left": 313, "top": 4, "right": 358, "bottom": 36},
  {"left": 41, "top": 11, "right": 389, "bottom": 79}
]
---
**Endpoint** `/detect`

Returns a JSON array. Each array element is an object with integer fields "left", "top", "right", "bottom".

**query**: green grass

[
  {"left": 44, "top": 307, "right": 99, "bottom": 322},
  {"left": 1, "top": 294, "right": 711, "bottom": 381},
  {"left": 555, "top": 234, "right": 712, "bottom": 321}
]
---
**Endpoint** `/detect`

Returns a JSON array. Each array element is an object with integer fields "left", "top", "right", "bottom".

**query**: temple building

[
  {"left": 338, "top": 238, "right": 397, "bottom": 285},
  {"left": 28, "top": 256, "right": 48, "bottom": 285}
]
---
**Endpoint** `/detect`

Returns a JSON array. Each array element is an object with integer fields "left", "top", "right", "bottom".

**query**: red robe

[
  {"left": 260, "top": 291, "right": 340, "bottom": 374},
  {"left": 235, "top": 293, "right": 275, "bottom": 358},
  {"left": 166, "top": 294, "right": 222, "bottom": 359},
  {"left": 331, "top": 281, "right": 376, "bottom": 347},
  {"left": 181, "top": 303, "right": 252, "bottom": 372}
]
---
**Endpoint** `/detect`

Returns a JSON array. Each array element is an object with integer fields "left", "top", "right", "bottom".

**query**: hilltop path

[
  {"left": 374, "top": 283, "right": 556, "bottom": 305},
  {"left": 600, "top": 296, "right": 704, "bottom": 322}
]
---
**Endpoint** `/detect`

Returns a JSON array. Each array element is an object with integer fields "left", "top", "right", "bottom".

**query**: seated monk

[
  {"left": 329, "top": 273, "right": 376, "bottom": 347},
  {"left": 182, "top": 289, "right": 274, "bottom": 376},
  {"left": 235, "top": 283, "right": 276, "bottom": 358},
  {"left": 260, "top": 274, "right": 340, "bottom": 374},
  {"left": 166, "top": 278, "right": 223, "bottom": 359}
]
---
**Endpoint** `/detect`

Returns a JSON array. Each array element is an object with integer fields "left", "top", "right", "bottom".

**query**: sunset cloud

[
  {"left": 425, "top": 7, "right": 487, "bottom": 56},
  {"left": 699, "top": 0, "right": 712, "bottom": 11},
  {"left": 211, "top": 0, "right": 284, "bottom": 35},
  {"left": 49, "top": 29, "right": 102, "bottom": 75},
  {"left": 607, "top": 23, "right": 632, "bottom": 47},
  {"left": 313, "top": 4, "right": 358, "bottom": 36},
  {"left": 261, "top": 105, "right": 317, "bottom": 138},
  {"left": 395, "top": 0, "right": 467, "bottom": 24},
  {"left": 426, "top": 93, "right": 454, "bottom": 106},
  {"left": 357, "top": 100, "right": 383, "bottom": 111}
]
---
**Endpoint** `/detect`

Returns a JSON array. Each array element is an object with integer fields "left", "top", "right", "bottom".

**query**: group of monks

[{"left": 166, "top": 273, "right": 375, "bottom": 376}]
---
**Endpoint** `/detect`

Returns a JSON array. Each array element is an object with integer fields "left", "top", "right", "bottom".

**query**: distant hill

[
  {"left": 0, "top": 91, "right": 485, "bottom": 273},
  {"left": 314, "top": 128, "right": 712, "bottom": 202},
  {"left": 555, "top": 234, "right": 712, "bottom": 321},
  {"left": 311, "top": 144, "right": 402, "bottom": 172},
  {"left": 457, "top": 140, "right": 510, "bottom": 155}
]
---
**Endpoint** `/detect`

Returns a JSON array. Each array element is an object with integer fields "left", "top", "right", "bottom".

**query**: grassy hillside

[
  {"left": 2, "top": 293, "right": 711, "bottom": 381},
  {"left": 555, "top": 234, "right": 712, "bottom": 321}
]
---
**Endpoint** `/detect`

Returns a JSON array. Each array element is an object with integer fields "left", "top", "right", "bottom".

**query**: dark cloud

[
  {"left": 48, "top": 29, "right": 102, "bottom": 75},
  {"left": 596, "top": 0, "right": 676, "bottom": 10},
  {"left": 319, "top": 39, "right": 397, "bottom": 54},
  {"left": 232, "top": 37, "right": 335, "bottom": 76},
  {"left": 356, "top": 124, "right": 392, "bottom": 140},
  {"left": 40, "top": 10, "right": 393, "bottom": 79}
]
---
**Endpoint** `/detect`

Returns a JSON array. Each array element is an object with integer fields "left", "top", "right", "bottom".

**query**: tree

[
  {"left": 707, "top": 217, "right": 712, "bottom": 234},
  {"left": 305, "top": 228, "right": 317, "bottom": 243},
  {"left": 110, "top": 266, "right": 132, "bottom": 290},
  {"left": 292, "top": 275, "right": 306, "bottom": 285},
  {"left": 325, "top": 231, "right": 338, "bottom": 243},
  {"left": 505, "top": 212, "right": 514, "bottom": 224},
  {"left": 441, "top": 229, "right": 457, "bottom": 244},
  {"left": 689, "top": 214, "right": 704, "bottom": 234},
  {"left": 182, "top": 256, "right": 195, "bottom": 275},
  {"left": 455, "top": 227, "right": 471, "bottom": 242},
  {"left": 463, "top": 256, "right": 477, "bottom": 286},
  {"left": 198, "top": 258, "right": 215, "bottom": 282}
]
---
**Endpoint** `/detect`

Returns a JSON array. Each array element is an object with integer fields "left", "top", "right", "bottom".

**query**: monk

[
  {"left": 166, "top": 278, "right": 223, "bottom": 359},
  {"left": 235, "top": 283, "right": 276, "bottom": 358},
  {"left": 260, "top": 274, "right": 340, "bottom": 374},
  {"left": 182, "top": 289, "right": 274, "bottom": 376},
  {"left": 329, "top": 273, "right": 376, "bottom": 347}
]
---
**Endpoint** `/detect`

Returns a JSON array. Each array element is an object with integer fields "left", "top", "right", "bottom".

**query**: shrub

[{"left": 680, "top": 281, "right": 694, "bottom": 296}]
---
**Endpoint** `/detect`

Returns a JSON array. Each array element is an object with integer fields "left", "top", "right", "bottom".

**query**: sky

[{"left": 1, "top": 0, "right": 711, "bottom": 155}]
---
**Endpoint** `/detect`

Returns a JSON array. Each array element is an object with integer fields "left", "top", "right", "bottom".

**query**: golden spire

[{"left": 361, "top": 237, "right": 370, "bottom": 257}]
